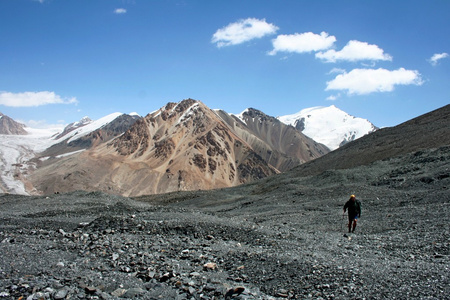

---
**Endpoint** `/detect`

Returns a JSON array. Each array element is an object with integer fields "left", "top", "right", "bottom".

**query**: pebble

[
  {"left": 111, "top": 288, "right": 126, "bottom": 297},
  {"left": 123, "top": 287, "right": 145, "bottom": 298},
  {"left": 54, "top": 288, "right": 69, "bottom": 299},
  {"left": 203, "top": 262, "right": 217, "bottom": 270}
]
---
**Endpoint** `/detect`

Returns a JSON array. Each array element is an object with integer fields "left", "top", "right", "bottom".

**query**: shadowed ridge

[{"left": 289, "top": 104, "right": 450, "bottom": 177}]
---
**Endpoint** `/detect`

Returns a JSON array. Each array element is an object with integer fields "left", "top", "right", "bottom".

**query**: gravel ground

[{"left": 0, "top": 146, "right": 449, "bottom": 299}]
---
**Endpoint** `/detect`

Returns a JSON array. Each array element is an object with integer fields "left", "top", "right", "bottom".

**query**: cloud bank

[
  {"left": 269, "top": 32, "right": 336, "bottom": 55},
  {"left": 212, "top": 18, "right": 278, "bottom": 48},
  {"left": 326, "top": 68, "right": 423, "bottom": 95},
  {"left": 316, "top": 40, "right": 392, "bottom": 63},
  {"left": 429, "top": 52, "right": 448, "bottom": 66},
  {"left": 0, "top": 91, "right": 78, "bottom": 107}
]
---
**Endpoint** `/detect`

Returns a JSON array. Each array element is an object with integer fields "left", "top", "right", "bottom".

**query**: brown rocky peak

[
  {"left": 58, "top": 99, "right": 278, "bottom": 196},
  {"left": 241, "top": 107, "right": 276, "bottom": 123},
  {"left": 0, "top": 112, "right": 27, "bottom": 135},
  {"left": 171, "top": 98, "right": 199, "bottom": 113}
]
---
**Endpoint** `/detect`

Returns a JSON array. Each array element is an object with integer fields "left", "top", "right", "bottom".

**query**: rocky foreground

[{"left": 0, "top": 146, "right": 449, "bottom": 299}]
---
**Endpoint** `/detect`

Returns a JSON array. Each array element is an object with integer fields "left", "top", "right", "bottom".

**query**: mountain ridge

[
  {"left": 0, "top": 100, "right": 402, "bottom": 196},
  {"left": 287, "top": 103, "right": 450, "bottom": 178},
  {"left": 30, "top": 100, "right": 299, "bottom": 196}
]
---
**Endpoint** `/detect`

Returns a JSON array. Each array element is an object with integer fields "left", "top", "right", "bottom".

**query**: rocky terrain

[{"left": 0, "top": 105, "right": 448, "bottom": 299}]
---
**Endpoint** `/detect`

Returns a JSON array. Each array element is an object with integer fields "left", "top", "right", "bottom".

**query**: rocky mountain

[
  {"left": 53, "top": 116, "right": 93, "bottom": 140},
  {"left": 278, "top": 105, "right": 377, "bottom": 150},
  {"left": 216, "top": 108, "right": 329, "bottom": 172},
  {"left": 0, "top": 112, "right": 27, "bottom": 135},
  {"left": 29, "top": 99, "right": 328, "bottom": 196}
]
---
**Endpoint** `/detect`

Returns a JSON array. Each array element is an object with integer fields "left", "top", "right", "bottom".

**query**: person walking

[{"left": 343, "top": 195, "right": 361, "bottom": 233}]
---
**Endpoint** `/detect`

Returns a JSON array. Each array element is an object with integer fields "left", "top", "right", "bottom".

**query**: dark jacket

[{"left": 344, "top": 199, "right": 361, "bottom": 217}]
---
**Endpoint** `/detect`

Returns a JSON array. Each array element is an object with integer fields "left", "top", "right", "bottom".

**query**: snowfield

[
  {"left": 64, "top": 113, "right": 123, "bottom": 144},
  {"left": 0, "top": 127, "right": 62, "bottom": 194}
]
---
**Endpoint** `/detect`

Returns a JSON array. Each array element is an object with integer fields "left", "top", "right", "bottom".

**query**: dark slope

[{"left": 288, "top": 104, "right": 450, "bottom": 177}]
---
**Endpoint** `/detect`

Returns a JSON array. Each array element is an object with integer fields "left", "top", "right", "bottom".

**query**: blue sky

[{"left": 0, "top": 0, "right": 449, "bottom": 128}]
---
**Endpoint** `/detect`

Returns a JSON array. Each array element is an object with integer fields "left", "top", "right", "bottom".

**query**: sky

[{"left": 0, "top": 0, "right": 449, "bottom": 129}]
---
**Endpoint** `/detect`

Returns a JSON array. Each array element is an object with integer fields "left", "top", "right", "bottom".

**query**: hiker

[{"left": 343, "top": 195, "right": 361, "bottom": 233}]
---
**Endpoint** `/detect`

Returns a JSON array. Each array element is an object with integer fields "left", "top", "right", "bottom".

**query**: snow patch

[
  {"left": 177, "top": 103, "right": 200, "bottom": 125},
  {"left": 57, "top": 112, "right": 123, "bottom": 144},
  {"left": 56, "top": 149, "right": 86, "bottom": 158},
  {"left": 232, "top": 109, "right": 250, "bottom": 125}
]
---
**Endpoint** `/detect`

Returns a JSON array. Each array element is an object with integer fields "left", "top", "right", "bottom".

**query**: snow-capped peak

[
  {"left": 55, "top": 112, "right": 124, "bottom": 143},
  {"left": 233, "top": 108, "right": 251, "bottom": 124},
  {"left": 73, "top": 116, "right": 92, "bottom": 127},
  {"left": 278, "top": 105, "right": 377, "bottom": 150}
]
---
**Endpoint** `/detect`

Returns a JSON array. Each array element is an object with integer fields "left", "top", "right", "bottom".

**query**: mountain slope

[
  {"left": 286, "top": 104, "right": 450, "bottom": 177},
  {"left": 40, "top": 113, "right": 141, "bottom": 157},
  {"left": 0, "top": 112, "right": 27, "bottom": 135},
  {"left": 278, "top": 105, "right": 377, "bottom": 150},
  {"left": 216, "top": 108, "right": 329, "bottom": 172}
]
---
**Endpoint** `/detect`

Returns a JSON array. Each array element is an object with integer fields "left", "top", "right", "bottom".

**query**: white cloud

[
  {"left": 269, "top": 32, "right": 336, "bottom": 55},
  {"left": 326, "top": 68, "right": 423, "bottom": 95},
  {"left": 212, "top": 18, "right": 279, "bottom": 48},
  {"left": 429, "top": 52, "right": 448, "bottom": 66},
  {"left": 326, "top": 94, "right": 341, "bottom": 101},
  {"left": 0, "top": 91, "right": 78, "bottom": 107},
  {"left": 114, "top": 8, "right": 127, "bottom": 14},
  {"left": 328, "top": 68, "right": 346, "bottom": 75},
  {"left": 316, "top": 40, "right": 392, "bottom": 63}
]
